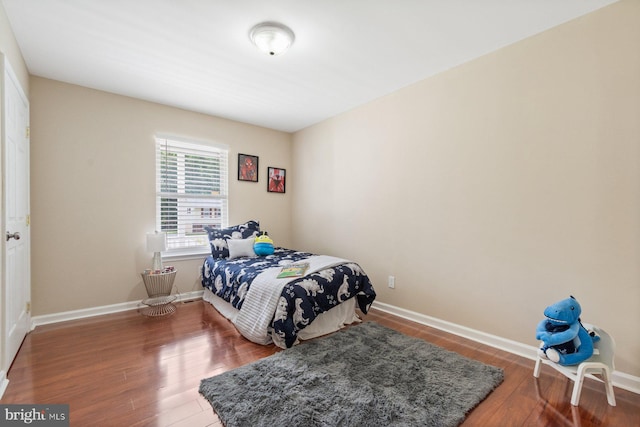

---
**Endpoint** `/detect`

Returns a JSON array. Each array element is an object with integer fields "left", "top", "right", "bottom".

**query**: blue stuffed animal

[{"left": 535, "top": 296, "right": 599, "bottom": 366}]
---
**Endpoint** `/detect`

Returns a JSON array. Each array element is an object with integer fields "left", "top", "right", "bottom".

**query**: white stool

[{"left": 533, "top": 323, "right": 616, "bottom": 407}]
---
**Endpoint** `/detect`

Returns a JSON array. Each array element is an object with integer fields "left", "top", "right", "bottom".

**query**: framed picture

[
  {"left": 238, "top": 153, "right": 259, "bottom": 182},
  {"left": 267, "top": 167, "right": 286, "bottom": 193}
]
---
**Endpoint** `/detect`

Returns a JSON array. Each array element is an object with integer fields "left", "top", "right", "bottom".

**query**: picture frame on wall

[
  {"left": 238, "top": 153, "right": 259, "bottom": 182},
  {"left": 267, "top": 167, "right": 286, "bottom": 193}
]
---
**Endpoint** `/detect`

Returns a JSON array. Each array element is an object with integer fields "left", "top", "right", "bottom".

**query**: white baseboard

[
  {"left": 25, "top": 295, "right": 639, "bottom": 396},
  {"left": 0, "top": 370, "right": 8, "bottom": 400},
  {"left": 371, "top": 301, "right": 640, "bottom": 395},
  {"left": 31, "top": 290, "right": 204, "bottom": 328}
]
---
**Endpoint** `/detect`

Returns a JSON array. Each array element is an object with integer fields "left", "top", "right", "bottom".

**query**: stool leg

[
  {"left": 602, "top": 367, "right": 617, "bottom": 406},
  {"left": 571, "top": 367, "right": 586, "bottom": 406},
  {"left": 533, "top": 357, "right": 542, "bottom": 378}
]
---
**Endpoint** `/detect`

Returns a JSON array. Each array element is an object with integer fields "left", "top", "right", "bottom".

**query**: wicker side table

[{"left": 140, "top": 270, "right": 177, "bottom": 317}]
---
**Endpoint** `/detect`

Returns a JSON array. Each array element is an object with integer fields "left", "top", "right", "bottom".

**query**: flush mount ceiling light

[{"left": 249, "top": 22, "right": 295, "bottom": 56}]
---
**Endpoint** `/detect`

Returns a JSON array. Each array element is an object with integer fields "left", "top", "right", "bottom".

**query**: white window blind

[{"left": 155, "top": 136, "right": 228, "bottom": 252}]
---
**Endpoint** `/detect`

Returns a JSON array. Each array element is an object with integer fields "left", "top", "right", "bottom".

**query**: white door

[{"left": 2, "top": 57, "right": 30, "bottom": 373}]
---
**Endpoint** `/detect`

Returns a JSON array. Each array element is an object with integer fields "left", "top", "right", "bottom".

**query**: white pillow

[{"left": 227, "top": 237, "right": 256, "bottom": 260}]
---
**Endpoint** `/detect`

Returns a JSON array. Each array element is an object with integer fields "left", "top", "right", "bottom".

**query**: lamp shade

[
  {"left": 249, "top": 22, "right": 295, "bottom": 56},
  {"left": 146, "top": 232, "right": 167, "bottom": 253}
]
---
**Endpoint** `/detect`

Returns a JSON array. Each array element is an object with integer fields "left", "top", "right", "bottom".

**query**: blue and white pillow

[{"left": 204, "top": 220, "right": 260, "bottom": 259}]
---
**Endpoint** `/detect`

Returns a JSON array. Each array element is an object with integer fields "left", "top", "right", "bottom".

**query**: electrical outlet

[{"left": 388, "top": 275, "right": 395, "bottom": 289}]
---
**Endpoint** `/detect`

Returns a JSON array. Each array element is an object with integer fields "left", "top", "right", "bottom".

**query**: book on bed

[{"left": 277, "top": 262, "right": 310, "bottom": 279}]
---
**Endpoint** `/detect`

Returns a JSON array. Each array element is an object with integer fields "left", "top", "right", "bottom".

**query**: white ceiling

[{"left": 2, "top": 0, "right": 618, "bottom": 133}]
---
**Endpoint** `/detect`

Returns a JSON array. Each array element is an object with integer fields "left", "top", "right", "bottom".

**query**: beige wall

[
  {"left": 30, "top": 77, "right": 292, "bottom": 315},
  {"left": 292, "top": 0, "right": 640, "bottom": 376}
]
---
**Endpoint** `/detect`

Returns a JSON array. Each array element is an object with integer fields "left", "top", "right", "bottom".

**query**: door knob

[{"left": 6, "top": 231, "right": 20, "bottom": 241}]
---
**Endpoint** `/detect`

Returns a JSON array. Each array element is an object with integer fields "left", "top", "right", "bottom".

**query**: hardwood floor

[{"left": 2, "top": 300, "right": 638, "bottom": 426}]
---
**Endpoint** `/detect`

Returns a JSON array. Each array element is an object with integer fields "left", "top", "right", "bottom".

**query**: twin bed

[{"left": 200, "top": 221, "right": 376, "bottom": 348}]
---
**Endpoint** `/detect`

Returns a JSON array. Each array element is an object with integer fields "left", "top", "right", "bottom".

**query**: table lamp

[{"left": 146, "top": 231, "right": 167, "bottom": 271}]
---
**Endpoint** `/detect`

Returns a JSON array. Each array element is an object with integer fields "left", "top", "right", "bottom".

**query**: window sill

[{"left": 163, "top": 248, "right": 210, "bottom": 262}]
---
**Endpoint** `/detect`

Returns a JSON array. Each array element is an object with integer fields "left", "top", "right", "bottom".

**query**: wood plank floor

[{"left": 2, "top": 300, "right": 638, "bottom": 426}]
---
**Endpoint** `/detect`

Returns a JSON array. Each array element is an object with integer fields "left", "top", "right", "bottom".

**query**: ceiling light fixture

[{"left": 249, "top": 22, "right": 295, "bottom": 56}]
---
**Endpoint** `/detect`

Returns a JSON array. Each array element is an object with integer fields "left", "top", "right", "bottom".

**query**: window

[{"left": 156, "top": 136, "right": 228, "bottom": 253}]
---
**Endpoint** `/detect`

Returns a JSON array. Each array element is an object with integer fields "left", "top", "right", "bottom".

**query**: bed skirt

[{"left": 202, "top": 288, "right": 360, "bottom": 343}]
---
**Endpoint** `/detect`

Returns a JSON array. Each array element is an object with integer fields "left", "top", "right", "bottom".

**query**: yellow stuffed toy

[{"left": 254, "top": 232, "right": 274, "bottom": 256}]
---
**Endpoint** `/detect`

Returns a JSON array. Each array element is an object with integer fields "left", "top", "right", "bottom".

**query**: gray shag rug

[{"left": 199, "top": 322, "right": 504, "bottom": 427}]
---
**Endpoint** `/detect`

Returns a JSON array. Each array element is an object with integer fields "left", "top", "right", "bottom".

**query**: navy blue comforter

[{"left": 201, "top": 248, "right": 376, "bottom": 347}]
